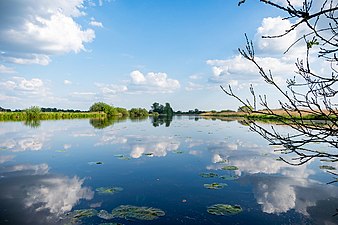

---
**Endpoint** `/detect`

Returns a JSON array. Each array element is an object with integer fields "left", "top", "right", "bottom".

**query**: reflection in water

[
  {"left": 151, "top": 115, "right": 173, "bottom": 127},
  {"left": 0, "top": 162, "right": 93, "bottom": 225},
  {"left": 1, "top": 118, "right": 338, "bottom": 224},
  {"left": 89, "top": 116, "right": 127, "bottom": 129},
  {"left": 241, "top": 174, "right": 338, "bottom": 224},
  {"left": 24, "top": 176, "right": 93, "bottom": 216},
  {"left": 24, "top": 119, "right": 41, "bottom": 128}
]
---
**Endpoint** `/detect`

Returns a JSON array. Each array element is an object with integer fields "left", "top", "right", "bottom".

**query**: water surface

[{"left": 0, "top": 117, "right": 337, "bottom": 225}]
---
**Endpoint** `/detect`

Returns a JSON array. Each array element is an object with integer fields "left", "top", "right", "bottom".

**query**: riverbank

[
  {"left": 200, "top": 110, "right": 337, "bottom": 121},
  {"left": 0, "top": 111, "right": 106, "bottom": 121}
]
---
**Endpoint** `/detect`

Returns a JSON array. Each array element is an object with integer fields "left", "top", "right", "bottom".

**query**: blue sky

[{"left": 0, "top": 0, "right": 314, "bottom": 111}]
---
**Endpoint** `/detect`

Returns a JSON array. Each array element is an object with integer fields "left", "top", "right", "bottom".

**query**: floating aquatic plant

[
  {"left": 96, "top": 186, "right": 123, "bottom": 195},
  {"left": 219, "top": 175, "right": 239, "bottom": 180},
  {"left": 200, "top": 172, "right": 218, "bottom": 178},
  {"left": 319, "top": 165, "right": 336, "bottom": 170},
  {"left": 221, "top": 166, "right": 238, "bottom": 171},
  {"left": 207, "top": 204, "right": 242, "bottom": 216},
  {"left": 173, "top": 150, "right": 184, "bottom": 154},
  {"left": 88, "top": 161, "right": 104, "bottom": 165},
  {"left": 111, "top": 205, "right": 165, "bottom": 220},
  {"left": 204, "top": 183, "right": 227, "bottom": 189},
  {"left": 97, "top": 210, "right": 115, "bottom": 220},
  {"left": 72, "top": 209, "right": 98, "bottom": 219},
  {"left": 115, "top": 154, "right": 131, "bottom": 160},
  {"left": 65, "top": 208, "right": 98, "bottom": 224}
]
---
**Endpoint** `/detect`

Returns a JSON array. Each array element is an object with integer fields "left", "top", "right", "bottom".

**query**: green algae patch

[
  {"left": 200, "top": 172, "right": 218, "bottom": 178},
  {"left": 204, "top": 183, "right": 227, "bottom": 190},
  {"left": 96, "top": 186, "right": 123, "bottom": 195},
  {"left": 97, "top": 210, "right": 115, "bottom": 220},
  {"left": 319, "top": 165, "right": 336, "bottom": 170},
  {"left": 207, "top": 204, "right": 242, "bottom": 216},
  {"left": 111, "top": 205, "right": 165, "bottom": 221},
  {"left": 221, "top": 166, "right": 238, "bottom": 171}
]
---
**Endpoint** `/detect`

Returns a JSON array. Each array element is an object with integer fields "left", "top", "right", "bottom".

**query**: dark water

[{"left": 0, "top": 116, "right": 337, "bottom": 225}]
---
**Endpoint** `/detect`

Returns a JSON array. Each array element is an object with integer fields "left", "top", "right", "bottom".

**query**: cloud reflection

[{"left": 25, "top": 176, "right": 94, "bottom": 216}]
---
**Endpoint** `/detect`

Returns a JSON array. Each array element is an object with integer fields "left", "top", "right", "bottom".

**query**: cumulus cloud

[
  {"left": 0, "top": 0, "right": 95, "bottom": 65},
  {"left": 129, "top": 70, "right": 180, "bottom": 93},
  {"left": 206, "top": 14, "right": 311, "bottom": 88},
  {"left": 0, "top": 77, "right": 49, "bottom": 98}
]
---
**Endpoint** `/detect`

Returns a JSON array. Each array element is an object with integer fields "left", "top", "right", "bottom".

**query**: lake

[{"left": 0, "top": 116, "right": 337, "bottom": 225}]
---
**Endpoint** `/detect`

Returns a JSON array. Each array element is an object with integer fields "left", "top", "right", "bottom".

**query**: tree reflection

[
  {"left": 89, "top": 116, "right": 127, "bottom": 129},
  {"left": 23, "top": 119, "right": 41, "bottom": 128},
  {"left": 151, "top": 115, "right": 173, "bottom": 127}
]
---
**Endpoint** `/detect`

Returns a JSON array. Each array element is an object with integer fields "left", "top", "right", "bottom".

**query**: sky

[{"left": 0, "top": 0, "right": 325, "bottom": 111}]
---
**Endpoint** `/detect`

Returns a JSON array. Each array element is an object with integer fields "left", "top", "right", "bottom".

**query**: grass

[{"left": 0, "top": 111, "right": 106, "bottom": 121}]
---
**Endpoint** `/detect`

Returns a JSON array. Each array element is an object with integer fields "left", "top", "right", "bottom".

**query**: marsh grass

[{"left": 0, "top": 111, "right": 106, "bottom": 121}]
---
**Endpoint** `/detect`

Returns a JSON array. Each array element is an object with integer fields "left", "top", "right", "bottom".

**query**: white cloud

[
  {"left": 0, "top": 77, "right": 47, "bottom": 96},
  {"left": 206, "top": 15, "right": 309, "bottom": 87},
  {"left": 89, "top": 18, "right": 103, "bottom": 28},
  {"left": 0, "top": 64, "right": 15, "bottom": 74},
  {"left": 129, "top": 70, "right": 180, "bottom": 93},
  {"left": 185, "top": 82, "right": 204, "bottom": 91},
  {"left": 64, "top": 80, "right": 72, "bottom": 85},
  {"left": 95, "top": 83, "right": 128, "bottom": 95},
  {"left": 0, "top": 0, "right": 95, "bottom": 65}
]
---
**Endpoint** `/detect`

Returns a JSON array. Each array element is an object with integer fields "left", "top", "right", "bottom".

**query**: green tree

[
  {"left": 129, "top": 108, "right": 149, "bottom": 118},
  {"left": 163, "top": 103, "right": 174, "bottom": 116},
  {"left": 25, "top": 106, "right": 41, "bottom": 119},
  {"left": 89, "top": 102, "right": 118, "bottom": 117}
]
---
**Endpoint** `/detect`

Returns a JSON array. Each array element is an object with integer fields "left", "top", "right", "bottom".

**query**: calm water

[{"left": 0, "top": 116, "right": 338, "bottom": 225}]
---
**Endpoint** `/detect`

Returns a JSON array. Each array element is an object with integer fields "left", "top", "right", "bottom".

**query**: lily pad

[
  {"left": 319, "top": 165, "right": 336, "bottom": 170},
  {"left": 221, "top": 166, "right": 238, "bottom": 171},
  {"left": 200, "top": 172, "right": 218, "bottom": 178},
  {"left": 98, "top": 210, "right": 115, "bottom": 220},
  {"left": 111, "top": 205, "right": 165, "bottom": 221},
  {"left": 204, "top": 183, "right": 227, "bottom": 189},
  {"left": 207, "top": 204, "right": 242, "bottom": 216},
  {"left": 96, "top": 186, "right": 123, "bottom": 195}
]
